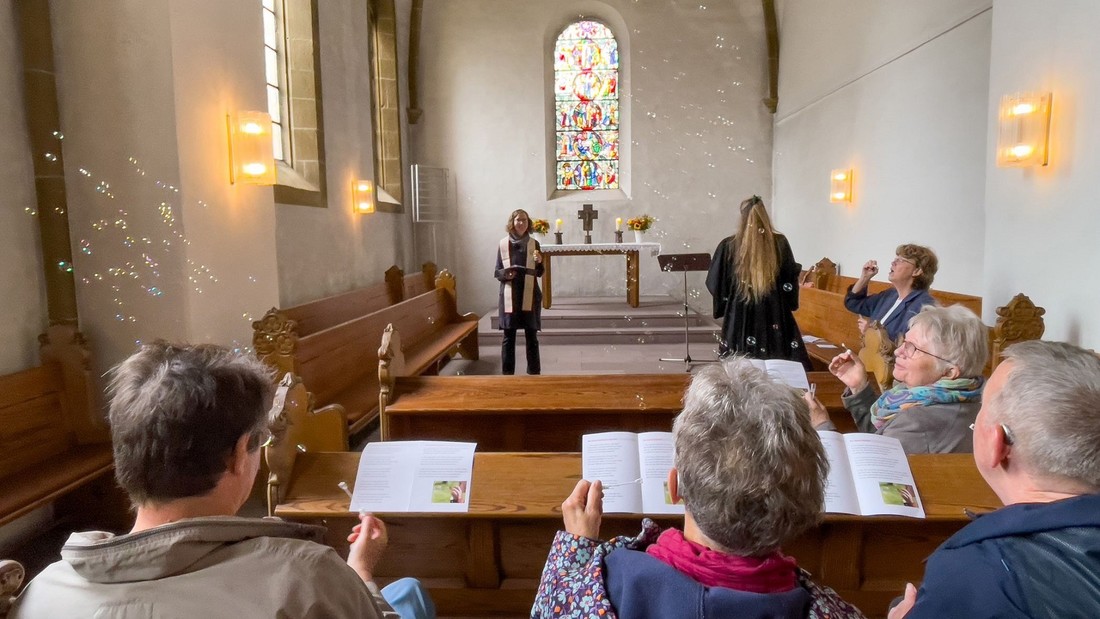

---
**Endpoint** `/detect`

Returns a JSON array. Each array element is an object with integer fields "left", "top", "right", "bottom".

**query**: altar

[{"left": 538, "top": 242, "right": 662, "bottom": 308}]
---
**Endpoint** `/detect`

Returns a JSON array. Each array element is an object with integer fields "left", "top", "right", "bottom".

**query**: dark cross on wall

[{"left": 578, "top": 203, "right": 598, "bottom": 244}]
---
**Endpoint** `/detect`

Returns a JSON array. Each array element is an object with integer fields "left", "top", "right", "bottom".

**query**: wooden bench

[
  {"left": 378, "top": 370, "right": 865, "bottom": 450},
  {"left": 254, "top": 271, "right": 479, "bottom": 435},
  {"left": 275, "top": 450, "right": 1002, "bottom": 618},
  {"left": 255, "top": 263, "right": 437, "bottom": 339},
  {"left": 0, "top": 326, "right": 116, "bottom": 530}
]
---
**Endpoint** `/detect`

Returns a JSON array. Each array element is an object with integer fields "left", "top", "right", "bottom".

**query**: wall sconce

[
  {"left": 353, "top": 179, "right": 375, "bottom": 214},
  {"left": 227, "top": 111, "right": 276, "bottom": 185},
  {"left": 829, "top": 169, "right": 853, "bottom": 203},
  {"left": 996, "top": 92, "right": 1052, "bottom": 167}
]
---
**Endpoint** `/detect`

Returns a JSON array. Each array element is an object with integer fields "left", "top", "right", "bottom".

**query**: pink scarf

[{"left": 645, "top": 528, "right": 798, "bottom": 593}]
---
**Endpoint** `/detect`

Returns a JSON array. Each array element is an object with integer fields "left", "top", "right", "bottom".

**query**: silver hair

[
  {"left": 909, "top": 304, "right": 989, "bottom": 376},
  {"left": 673, "top": 358, "right": 828, "bottom": 556},
  {"left": 108, "top": 341, "right": 275, "bottom": 504},
  {"left": 992, "top": 341, "right": 1100, "bottom": 490}
]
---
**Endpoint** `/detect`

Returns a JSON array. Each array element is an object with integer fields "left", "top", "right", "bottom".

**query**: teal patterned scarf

[{"left": 870, "top": 376, "right": 984, "bottom": 430}]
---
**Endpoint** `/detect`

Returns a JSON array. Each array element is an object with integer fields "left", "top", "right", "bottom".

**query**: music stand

[{"left": 657, "top": 253, "right": 718, "bottom": 368}]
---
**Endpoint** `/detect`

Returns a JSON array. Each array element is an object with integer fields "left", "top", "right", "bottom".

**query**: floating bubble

[
  {"left": 44, "top": 153, "right": 57, "bottom": 162},
  {"left": 56, "top": 260, "right": 73, "bottom": 273}
]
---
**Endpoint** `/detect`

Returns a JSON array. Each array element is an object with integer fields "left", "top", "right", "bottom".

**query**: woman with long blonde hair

[{"left": 706, "top": 196, "right": 810, "bottom": 367}]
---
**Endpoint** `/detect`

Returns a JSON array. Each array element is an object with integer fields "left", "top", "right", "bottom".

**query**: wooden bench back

[
  {"left": 264, "top": 372, "right": 347, "bottom": 516},
  {"left": 0, "top": 363, "right": 69, "bottom": 480},
  {"left": 0, "top": 325, "right": 108, "bottom": 481},
  {"left": 285, "top": 280, "right": 396, "bottom": 339}
]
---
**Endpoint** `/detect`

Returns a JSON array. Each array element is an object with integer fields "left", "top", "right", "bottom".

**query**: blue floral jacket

[{"left": 532, "top": 520, "right": 866, "bottom": 619}]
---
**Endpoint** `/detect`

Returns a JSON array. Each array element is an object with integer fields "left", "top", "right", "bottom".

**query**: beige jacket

[{"left": 11, "top": 516, "right": 396, "bottom": 618}]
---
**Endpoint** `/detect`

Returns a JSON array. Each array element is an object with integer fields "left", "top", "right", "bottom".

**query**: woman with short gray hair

[
  {"left": 808, "top": 305, "right": 988, "bottom": 454},
  {"left": 532, "top": 359, "right": 865, "bottom": 619}
]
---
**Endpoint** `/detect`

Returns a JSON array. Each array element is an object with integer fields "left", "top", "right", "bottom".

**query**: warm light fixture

[
  {"left": 353, "top": 179, "right": 375, "bottom": 214},
  {"left": 996, "top": 92, "right": 1052, "bottom": 167},
  {"left": 227, "top": 111, "right": 276, "bottom": 185},
  {"left": 829, "top": 169, "right": 852, "bottom": 203}
]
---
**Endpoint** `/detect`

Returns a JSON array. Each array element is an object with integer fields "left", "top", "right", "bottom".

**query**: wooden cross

[{"left": 577, "top": 203, "right": 598, "bottom": 244}]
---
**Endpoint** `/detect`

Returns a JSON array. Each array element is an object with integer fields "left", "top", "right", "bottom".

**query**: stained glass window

[{"left": 555, "top": 21, "right": 619, "bottom": 190}]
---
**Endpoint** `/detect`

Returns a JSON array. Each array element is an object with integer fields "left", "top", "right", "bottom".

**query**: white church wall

[
  {"left": 0, "top": 6, "right": 49, "bottom": 374},
  {"left": 772, "top": 3, "right": 991, "bottom": 295},
  {"left": 50, "top": 0, "right": 280, "bottom": 374},
  {"left": 274, "top": 0, "right": 416, "bottom": 307},
  {"left": 414, "top": 0, "right": 774, "bottom": 316},
  {"left": 983, "top": 0, "right": 1100, "bottom": 347}
]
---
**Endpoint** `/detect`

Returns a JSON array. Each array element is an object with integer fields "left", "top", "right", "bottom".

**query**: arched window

[{"left": 554, "top": 21, "right": 619, "bottom": 190}]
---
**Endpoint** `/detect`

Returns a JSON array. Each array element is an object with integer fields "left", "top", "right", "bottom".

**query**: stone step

[
  {"left": 479, "top": 325, "right": 720, "bottom": 346},
  {"left": 488, "top": 313, "right": 714, "bottom": 330}
]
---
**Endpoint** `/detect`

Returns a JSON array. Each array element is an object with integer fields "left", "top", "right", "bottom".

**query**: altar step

[{"left": 478, "top": 295, "right": 721, "bottom": 346}]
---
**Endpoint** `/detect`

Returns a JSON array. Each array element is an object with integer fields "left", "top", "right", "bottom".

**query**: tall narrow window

[
  {"left": 554, "top": 20, "right": 619, "bottom": 190},
  {"left": 260, "top": 0, "right": 326, "bottom": 206},
  {"left": 368, "top": 0, "right": 404, "bottom": 210},
  {"left": 262, "top": 0, "right": 287, "bottom": 161}
]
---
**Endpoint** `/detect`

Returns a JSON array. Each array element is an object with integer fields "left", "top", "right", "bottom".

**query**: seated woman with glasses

[
  {"left": 806, "top": 305, "right": 988, "bottom": 454},
  {"left": 844, "top": 244, "right": 938, "bottom": 341}
]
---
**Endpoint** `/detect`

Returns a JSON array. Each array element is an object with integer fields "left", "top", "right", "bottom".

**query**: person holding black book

[{"left": 494, "top": 209, "right": 544, "bottom": 375}]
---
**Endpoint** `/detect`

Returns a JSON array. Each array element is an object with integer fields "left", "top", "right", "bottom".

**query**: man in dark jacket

[{"left": 890, "top": 341, "right": 1100, "bottom": 618}]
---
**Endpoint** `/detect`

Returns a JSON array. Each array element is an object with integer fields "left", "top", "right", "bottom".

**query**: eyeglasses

[
  {"left": 892, "top": 255, "right": 917, "bottom": 267},
  {"left": 258, "top": 428, "right": 276, "bottom": 449},
  {"left": 896, "top": 340, "right": 954, "bottom": 366},
  {"left": 969, "top": 422, "right": 1015, "bottom": 445}
]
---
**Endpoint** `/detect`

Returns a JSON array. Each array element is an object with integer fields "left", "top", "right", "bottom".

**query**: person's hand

[
  {"left": 803, "top": 391, "right": 830, "bottom": 427},
  {"left": 503, "top": 270, "right": 515, "bottom": 281},
  {"left": 861, "top": 260, "right": 879, "bottom": 280},
  {"left": 856, "top": 316, "right": 869, "bottom": 334},
  {"left": 450, "top": 485, "right": 464, "bottom": 503},
  {"left": 562, "top": 479, "right": 603, "bottom": 540},
  {"left": 533, "top": 250, "right": 542, "bottom": 264},
  {"left": 347, "top": 513, "right": 388, "bottom": 583},
  {"left": 888, "top": 583, "right": 918, "bottom": 619},
  {"left": 829, "top": 350, "right": 869, "bottom": 392}
]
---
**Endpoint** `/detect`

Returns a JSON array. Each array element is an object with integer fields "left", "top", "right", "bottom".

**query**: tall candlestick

[
  {"left": 555, "top": 218, "right": 563, "bottom": 232},
  {"left": 615, "top": 217, "right": 622, "bottom": 231}
]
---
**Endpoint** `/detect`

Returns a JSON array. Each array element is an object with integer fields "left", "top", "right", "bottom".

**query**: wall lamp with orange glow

[
  {"left": 996, "top": 92, "right": 1052, "bottom": 167},
  {"left": 227, "top": 111, "right": 276, "bottom": 185},
  {"left": 830, "top": 169, "right": 853, "bottom": 203},
  {"left": 353, "top": 179, "right": 376, "bottom": 214}
]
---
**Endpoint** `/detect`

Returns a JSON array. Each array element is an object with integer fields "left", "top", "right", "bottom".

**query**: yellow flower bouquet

[
  {"left": 627, "top": 214, "right": 655, "bottom": 232},
  {"left": 531, "top": 218, "right": 551, "bottom": 234}
]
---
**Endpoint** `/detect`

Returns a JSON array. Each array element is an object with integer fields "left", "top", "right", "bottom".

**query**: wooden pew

[
  {"left": 378, "top": 370, "right": 864, "bottom": 450},
  {"left": 0, "top": 326, "right": 120, "bottom": 530},
  {"left": 275, "top": 451, "right": 1003, "bottom": 618},
  {"left": 254, "top": 271, "right": 478, "bottom": 434},
  {"left": 257, "top": 263, "right": 437, "bottom": 340}
]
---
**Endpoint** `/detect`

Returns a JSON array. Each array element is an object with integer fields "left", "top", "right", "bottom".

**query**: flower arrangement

[
  {"left": 531, "top": 218, "right": 551, "bottom": 234},
  {"left": 627, "top": 214, "right": 655, "bottom": 232}
]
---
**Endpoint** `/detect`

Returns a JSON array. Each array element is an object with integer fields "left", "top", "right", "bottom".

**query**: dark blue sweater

[
  {"left": 907, "top": 493, "right": 1100, "bottom": 618},
  {"left": 844, "top": 286, "right": 936, "bottom": 341}
]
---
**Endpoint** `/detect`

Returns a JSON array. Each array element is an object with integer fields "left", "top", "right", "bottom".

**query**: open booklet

[
  {"left": 582, "top": 431, "right": 684, "bottom": 515},
  {"left": 350, "top": 441, "right": 476, "bottom": 513},
  {"left": 746, "top": 358, "right": 809, "bottom": 390},
  {"left": 818, "top": 431, "right": 926, "bottom": 518}
]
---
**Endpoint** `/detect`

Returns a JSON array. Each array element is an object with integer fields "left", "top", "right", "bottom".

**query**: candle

[
  {"left": 555, "top": 218, "right": 563, "bottom": 232},
  {"left": 615, "top": 217, "right": 622, "bottom": 231}
]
